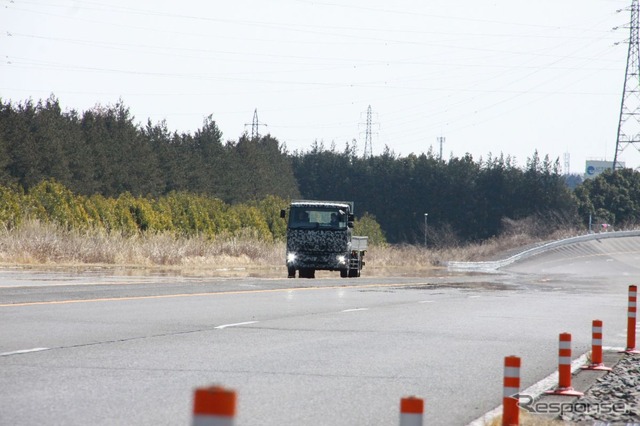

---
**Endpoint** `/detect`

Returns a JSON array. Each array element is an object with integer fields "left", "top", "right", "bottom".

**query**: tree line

[
  {"left": 0, "top": 96, "right": 299, "bottom": 203},
  {"left": 0, "top": 180, "right": 286, "bottom": 240},
  {"left": 0, "top": 96, "right": 636, "bottom": 245},
  {"left": 292, "top": 142, "right": 577, "bottom": 244},
  {"left": 0, "top": 179, "right": 389, "bottom": 245}
]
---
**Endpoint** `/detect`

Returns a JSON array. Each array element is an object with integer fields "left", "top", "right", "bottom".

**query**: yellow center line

[
  {"left": 0, "top": 281, "right": 436, "bottom": 307},
  {"left": 0, "top": 278, "right": 197, "bottom": 288}
]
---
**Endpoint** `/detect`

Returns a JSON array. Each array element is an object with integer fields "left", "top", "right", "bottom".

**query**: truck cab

[{"left": 280, "top": 200, "right": 367, "bottom": 278}]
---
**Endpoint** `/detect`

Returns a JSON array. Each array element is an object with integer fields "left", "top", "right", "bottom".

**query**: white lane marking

[
  {"left": 468, "top": 295, "right": 481, "bottom": 298},
  {"left": 418, "top": 300, "right": 434, "bottom": 304},
  {"left": 215, "top": 321, "right": 258, "bottom": 329},
  {"left": 342, "top": 308, "right": 369, "bottom": 313},
  {"left": 603, "top": 346, "right": 626, "bottom": 352},
  {"left": 0, "top": 347, "right": 49, "bottom": 356}
]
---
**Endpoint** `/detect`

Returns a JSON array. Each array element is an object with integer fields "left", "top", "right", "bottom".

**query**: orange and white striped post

[
  {"left": 502, "top": 356, "right": 520, "bottom": 426},
  {"left": 399, "top": 396, "right": 423, "bottom": 426},
  {"left": 192, "top": 385, "right": 236, "bottom": 426},
  {"left": 625, "top": 285, "right": 639, "bottom": 354},
  {"left": 582, "top": 320, "right": 612, "bottom": 371},
  {"left": 545, "top": 333, "right": 583, "bottom": 396}
]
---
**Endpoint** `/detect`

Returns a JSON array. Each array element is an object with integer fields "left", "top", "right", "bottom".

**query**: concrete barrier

[{"left": 447, "top": 230, "right": 640, "bottom": 272}]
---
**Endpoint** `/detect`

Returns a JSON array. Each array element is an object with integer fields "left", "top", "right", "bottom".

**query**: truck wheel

[
  {"left": 348, "top": 269, "right": 360, "bottom": 278},
  {"left": 340, "top": 270, "right": 348, "bottom": 278},
  {"left": 288, "top": 267, "right": 296, "bottom": 278}
]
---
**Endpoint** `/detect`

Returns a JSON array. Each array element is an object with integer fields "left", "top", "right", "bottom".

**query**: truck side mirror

[
  {"left": 280, "top": 209, "right": 286, "bottom": 219},
  {"left": 348, "top": 214, "right": 354, "bottom": 222},
  {"left": 348, "top": 222, "right": 354, "bottom": 228}
]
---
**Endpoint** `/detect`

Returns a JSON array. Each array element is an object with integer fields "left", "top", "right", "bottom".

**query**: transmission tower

[
  {"left": 614, "top": 0, "right": 640, "bottom": 170},
  {"left": 564, "top": 152, "right": 571, "bottom": 175},
  {"left": 359, "top": 105, "right": 379, "bottom": 159},
  {"left": 244, "top": 108, "right": 267, "bottom": 139},
  {"left": 437, "top": 136, "right": 446, "bottom": 161},
  {"left": 364, "top": 105, "right": 373, "bottom": 159}
]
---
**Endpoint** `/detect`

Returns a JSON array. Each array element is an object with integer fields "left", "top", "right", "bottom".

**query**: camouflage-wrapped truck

[{"left": 280, "top": 200, "right": 368, "bottom": 278}]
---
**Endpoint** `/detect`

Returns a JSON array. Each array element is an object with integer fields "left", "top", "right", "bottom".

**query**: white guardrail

[{"left": 446, "top": 230, "right": 640, "bottom": 273}]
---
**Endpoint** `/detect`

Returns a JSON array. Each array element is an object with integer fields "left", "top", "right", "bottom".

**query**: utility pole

[
  {"left": 614, "top": 0, "right": 640, "bottom": 170},
  {"left": 424, "top": 213, "right": 428, "bottom": 247}
]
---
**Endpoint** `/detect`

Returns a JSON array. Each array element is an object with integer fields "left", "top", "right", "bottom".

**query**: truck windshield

[{"left": 289, "top": 207, "right": 347, "bottom": 230}]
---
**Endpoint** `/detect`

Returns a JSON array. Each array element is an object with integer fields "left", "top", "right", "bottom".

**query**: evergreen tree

[{"left": 575, "top": 168, "right": 640, "bottom": 228}]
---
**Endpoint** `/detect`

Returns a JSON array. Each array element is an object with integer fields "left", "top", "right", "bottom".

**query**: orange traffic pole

[
  {"left": 399, "top": 396, "right": 423, "bottom": 426},
  {"left": 625, "top": 285, "right": 639, "bottom": 354},
  {"left": 502, "top": 356, "right": 520, "bottom": 426},
  {"left": 192, "top": 385, "right": 236, "bottom": 426},
  {"left": 545, "top": 333, "right": 583, "bottom": 396},
  {"left": 582, "top": 320, "right": 612, "bottom": 371}
]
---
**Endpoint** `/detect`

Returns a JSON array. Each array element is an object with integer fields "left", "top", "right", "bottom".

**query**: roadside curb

[{"left": 466, "top": 348, "right": 626, "bottom": 426}]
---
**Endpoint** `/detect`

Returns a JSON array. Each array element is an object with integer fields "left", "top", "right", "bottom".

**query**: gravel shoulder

[{"left": 529, "top": 351, "right": 640, "bottom": 424}]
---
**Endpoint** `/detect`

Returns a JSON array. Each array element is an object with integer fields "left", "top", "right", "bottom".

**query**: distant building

[{"left": 584, "top": 160, "right": 622, "bottom": 179}]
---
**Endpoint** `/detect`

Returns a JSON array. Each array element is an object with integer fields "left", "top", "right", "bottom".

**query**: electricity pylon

[{"left": 614, "top": 0, "right": 640, "bottom": 170}]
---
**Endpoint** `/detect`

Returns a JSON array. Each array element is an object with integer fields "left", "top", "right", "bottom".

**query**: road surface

[{"left": 1, "top": 234, "right": 639, "bottom": 425}]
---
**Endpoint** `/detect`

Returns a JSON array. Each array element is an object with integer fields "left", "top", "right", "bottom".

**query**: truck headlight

[
  {"left": 337, "top": 255, "right": 346, "bottom": 265},
  {"left": 287, "top": 252, "right": 297, "bottom": 263}
]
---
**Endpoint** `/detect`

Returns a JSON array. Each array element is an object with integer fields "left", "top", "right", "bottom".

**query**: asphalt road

[{"left": 1, "top": 234, "right": 639, "bottom": 425}]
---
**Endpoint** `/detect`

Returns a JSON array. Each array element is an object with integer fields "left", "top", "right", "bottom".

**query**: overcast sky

[{"left": 1, "top": 0, "right": 637, "bottom": 173}]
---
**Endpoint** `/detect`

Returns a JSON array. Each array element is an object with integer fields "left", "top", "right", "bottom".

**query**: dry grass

[
  {"left": 0, "top": 220, "right": 577, "bottom": 276},
  {"left": 484, "top": 410, "right": 567, "bottom": 425},
  {"left": 364, "top": 228, "right": 577, "bottom": 275},
  {"left": 441, "top": 230, "right": 577, "bottom": 262},
  {"left": 0, "top": 220, "right": 284, "bottom": 275}
]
